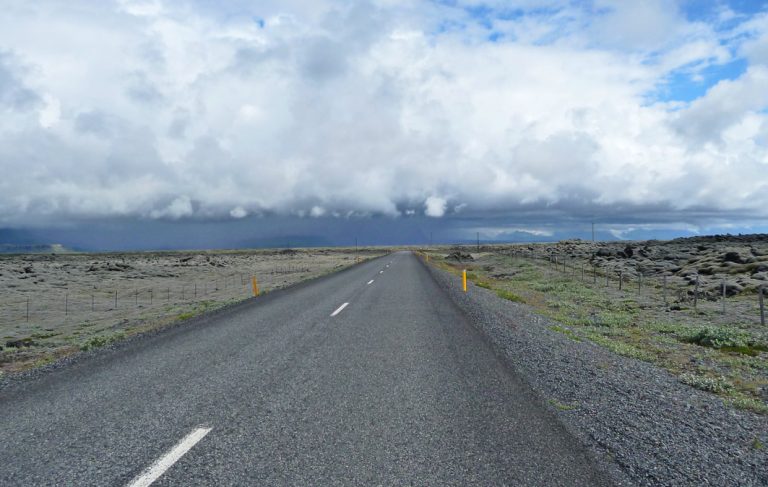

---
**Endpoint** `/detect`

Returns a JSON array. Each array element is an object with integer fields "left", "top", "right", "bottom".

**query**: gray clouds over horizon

[{"left": 1, "top": 0, "right": 768, "bottom": 238}]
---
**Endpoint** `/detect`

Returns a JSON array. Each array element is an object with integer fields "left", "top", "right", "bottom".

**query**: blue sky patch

[{"left": 653, "top": 58, "right": 748, "bottom": 103}]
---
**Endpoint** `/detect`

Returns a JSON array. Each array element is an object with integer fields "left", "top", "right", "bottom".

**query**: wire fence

[
  {"left": 500, "top": 248, "right": 766, "bottom": 326},
  {"left": 0, "top": 263, "right": 316, "bottom": 330}
]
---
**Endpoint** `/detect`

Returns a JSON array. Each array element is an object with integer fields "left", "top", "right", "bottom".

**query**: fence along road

[{"left": 0, "top": 251, "right": 612, "bottom": 486}]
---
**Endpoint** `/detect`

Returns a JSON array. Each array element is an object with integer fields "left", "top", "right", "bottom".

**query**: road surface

[{"left": 0, "top": 251, "right": 613, "bottom": 486}]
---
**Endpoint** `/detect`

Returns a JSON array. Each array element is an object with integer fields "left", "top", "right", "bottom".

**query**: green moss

[
  {"left": 496, "top": 289, "right": 525, "bottom": 303},
  {"left": 80, "top": 332, "right": 126, "bottom": 351},
  {"left": 680, "top": 326, "right": 765, "bottom": 351},
  {"left": 548, "top": 399, "right": 577, "bottom": 411}
]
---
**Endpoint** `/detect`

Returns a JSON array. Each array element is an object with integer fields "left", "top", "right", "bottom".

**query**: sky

[{"left": 1, "top": 0, "right": 768, "bottom": 250}]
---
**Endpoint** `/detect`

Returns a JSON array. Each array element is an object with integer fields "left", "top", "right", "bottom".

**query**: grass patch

[
  {"left": 30, "top": 331, "right": 60, "bottom": 340},
  {"left": 548, "top": 399, "right": 577, "bottom": 411},
  {"left": 496, "top": 289, "right": 525, "bottom": 303},
  {"left": 591, "top": 310, "right": 635, "bottom": 328},
  {"left": 80, "top": 332, "right": 126, "bottom": 352},
  {"left": 584, "top": 333, "right": 655, "bottom": 362},
  {"left": 550, "top": 325, "right": 582, "bottom": 342},
  {"left": 679, "top": 373, "right": 734, "bottom": 394},
  {"left": 729, "top": 396, "right": 768, "bottom": 414},
  {"left": 680, "top": 326, "right": 767, "bottom": 355}
]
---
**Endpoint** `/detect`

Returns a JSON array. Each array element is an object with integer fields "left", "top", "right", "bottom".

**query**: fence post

[
  {"left": 91, "top": 294, "right": 95, "bottom": 312},
  {"left": 26, "top": 296, "right": 29, "bottom": 322},
  {"left": 638, "top": 273, "right": 642, "bottom": 295},
  {"left": 115, "top": 291, "right": 118, "bottom": 309},
  {"left": 65, "top": 294, "right": 68, "bottom": 316},
  {"left": 663, "top": 275, "right": 668, "bottom": 306},
  {"left": 721, "top": 278, "right": 726, "bottom": 314},
  {"left": 694, "top": 274, "right": 699, "bottom": 311},
  {"left": 760, "top": 285, "right": 765, "bottom": 326},
  {"left": 619, "top": 271, "right": 623, "bottom": 291}
]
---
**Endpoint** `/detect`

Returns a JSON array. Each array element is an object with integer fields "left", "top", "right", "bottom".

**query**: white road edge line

[
  {"left": 367, "top": 280, "right": 374, "bottom": 285},
  {"left": 127, "top": 427, "right": 212, "bottom": 487},
  {"left": 331, "top": 302, "right": 349, "bottom": 317}
]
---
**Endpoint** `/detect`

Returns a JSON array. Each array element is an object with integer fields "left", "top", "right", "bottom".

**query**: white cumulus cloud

[{"left": 425, "top": 197, "right": 447, "bottom": 218}]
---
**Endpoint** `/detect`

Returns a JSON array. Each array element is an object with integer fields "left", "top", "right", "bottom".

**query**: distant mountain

[{"left": 0, "top": 243, "right": 71, "bottom": 254}]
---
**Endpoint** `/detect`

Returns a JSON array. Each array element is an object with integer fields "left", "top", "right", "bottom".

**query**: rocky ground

[
  {"left": 512, "top": 234, "right": 768, "bottom": 298},
  {"left": 0, "top": 248, "right": 381, "bottom": 373}
]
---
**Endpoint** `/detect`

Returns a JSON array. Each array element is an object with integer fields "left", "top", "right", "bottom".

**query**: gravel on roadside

[{"left": 425, "top": 260, "right": 768, "bottom": 487}]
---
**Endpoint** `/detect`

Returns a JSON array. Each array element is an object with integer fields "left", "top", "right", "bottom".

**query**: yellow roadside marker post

[
  {"left": 251, "top": 276, "right": 260, "bottom": 296},
  {"left": 462, "top": 269, "right": 467, "bottom": 292}
]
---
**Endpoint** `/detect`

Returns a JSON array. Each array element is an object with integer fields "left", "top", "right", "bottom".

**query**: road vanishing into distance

[{"left": 1, "top": 252, "right": 613, "bottom": 486}]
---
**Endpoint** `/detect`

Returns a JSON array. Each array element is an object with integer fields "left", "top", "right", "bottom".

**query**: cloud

[
  {"left": 0, "top": 0, "right": 766, "bottom": 230},
  {"left": 230, "top": 206, "right": 247, "bottom": 218},
  {"left": 0, "top": 51, "right": 40, "bottom": 111},
  {"left": 425, "top": 196, "right": 447, "bottom": 218},
  {"left": 149, "top": 196, "right": 193, "bottom": 219},
  {"left": 673, "top": 66, "right": 768, "bottom": 143}
]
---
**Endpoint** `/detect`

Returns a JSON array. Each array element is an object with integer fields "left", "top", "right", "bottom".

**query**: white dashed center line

[
  {"left": 127, "top": 426, "right": 212, "bottom": 487},
  {"left": 367, "top": 280, "right": 374, "bottom": 285},
  {"left": 331, "top": 302, "right": 349, "bottom": 317},
  {"left": 379, "top": 270, "right": 384, "bottom": 274}
]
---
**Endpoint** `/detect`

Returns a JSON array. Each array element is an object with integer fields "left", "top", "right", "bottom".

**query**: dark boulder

[
  {"left": 710, "top": 281, "right": 743, "bottom": 297},
  {"left": 722, "top": 252, "right": 746, "bottom": 264},
  {"left": 5, "top": 338, "right": 36, "bottom": 348},
  {"left": 446, "top": 251, "right": 474, "bottom": 262}
]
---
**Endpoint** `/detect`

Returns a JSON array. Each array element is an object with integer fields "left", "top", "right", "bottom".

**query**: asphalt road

[{"left": 0, "top": 251, "right": 613, "bottom": 486}]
